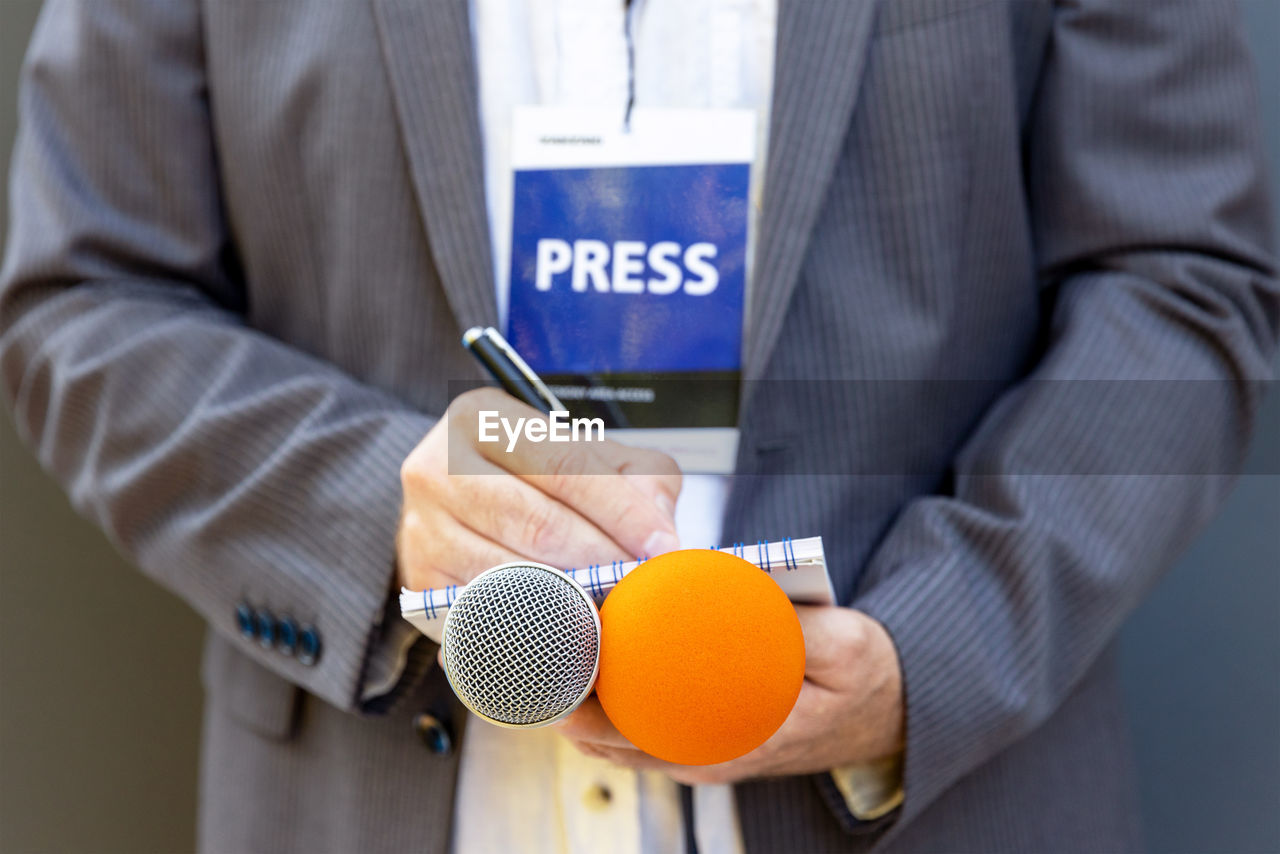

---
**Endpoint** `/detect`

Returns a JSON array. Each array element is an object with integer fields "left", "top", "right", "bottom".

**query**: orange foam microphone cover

[{"left": 595, "top": 549, "right": 805, "bottom": 766}]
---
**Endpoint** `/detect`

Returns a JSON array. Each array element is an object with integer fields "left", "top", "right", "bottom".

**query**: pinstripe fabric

[
  {"left": 742, "top": 1, "right": 877, "bottom": 389},
  {"left": 371, "top": 0, "right": 500, "bottom": 332},
  {"left": 0, "top": 1, "right": 1276, "bottom": 853},
  {"left": 725, "top": 2, "right": 1277, "bottom": 851},
  {"left": 198, "top": 645, "right": 470, "bottom": 853},
  {"left": 0, "top": 0, "right": 449, "bottom": 720}
]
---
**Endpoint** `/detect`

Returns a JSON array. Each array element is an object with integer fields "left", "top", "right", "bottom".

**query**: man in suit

[{"left": 1, "top": 1, "right": 1275, "bottom": 852}]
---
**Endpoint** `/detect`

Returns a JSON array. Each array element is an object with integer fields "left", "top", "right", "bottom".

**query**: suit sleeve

[
  {"left": 0, "top": 0, "right": 435, "bottom": 714},
  {"left": 850, "top": 0, "right": 1278, "bottom": 834}
]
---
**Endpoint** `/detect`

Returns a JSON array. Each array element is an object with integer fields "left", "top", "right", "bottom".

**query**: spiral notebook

[{"left": 400, "top": 536, "right": 836, "bottom": 643}]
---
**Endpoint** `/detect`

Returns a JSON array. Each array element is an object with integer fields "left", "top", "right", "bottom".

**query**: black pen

[{"left": 462, "top": 326, "right": 565, "bottom": 415}]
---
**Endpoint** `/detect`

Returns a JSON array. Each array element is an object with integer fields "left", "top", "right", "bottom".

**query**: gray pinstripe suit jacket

[{"left": 2, "top": 1, "right": 1276, "bottom": 851}]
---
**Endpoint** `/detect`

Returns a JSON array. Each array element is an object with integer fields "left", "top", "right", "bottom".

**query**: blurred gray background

[{"left": 1, "top": 1, "right": 1277, "bottom": 852}]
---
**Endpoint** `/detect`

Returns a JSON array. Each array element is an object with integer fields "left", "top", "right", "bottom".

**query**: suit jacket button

[
  {"left": 413, "top": 713, "right": 453, "bottom": 756},
  {"left": 236, "top": 603, "right": 256, "bottom": 639},
  {"left": 297, "top": 626, "right": 322, "bottom": 666},
  {"left": 254, "top": 610, "right": 277, "bottom": 649},
  {"left": 277, "top": 618, "right": 299, "bottom": 656}
]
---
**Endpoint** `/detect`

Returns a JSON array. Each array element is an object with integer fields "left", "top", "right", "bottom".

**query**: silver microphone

[{"left": 441, "top": 561, "right": 601, "bottom": 727}]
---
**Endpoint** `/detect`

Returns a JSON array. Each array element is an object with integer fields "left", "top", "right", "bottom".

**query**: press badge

[{"left": 506, "top": 107, "right": 754, "bottom": 473}]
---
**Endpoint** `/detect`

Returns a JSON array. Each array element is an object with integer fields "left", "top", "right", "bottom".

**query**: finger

[
  {"left": 567, "top": 739, "right": 611, "bottom": 761},
  {"left": 460, "top": 397, "right": 679, "bottom": 559},
  {"left": 566, "top": 740, "right": 746, "bottom": 786},
  {"left": 551, "top": 696, "right": 635, "bottom": 749},
  {"left": 512, "top": 443, "right": 679, "bottom": 559},
  {"left": 794, "top": 605, "right": 863, "bottom": 683},
  {"left": 522, "top": 460, "right": 680, "bottom": 559},
  {"left": 566, "top": 740, "right": 674, "bottom": 772},
  {"left": 397, "top": 507, "right": 467, "bottom": 589},
  {"left": 597, "top": 442, "right": 683, "bottom": 509},
  {"left": 554, "top": 695, "right": 766, "bottom": 783},
  {"left": 443, "top": 453, "right": 633, "bottom": 569},
  {"left": 396, "top": 504, "right": 529, "bottom": 590},
  {"left": 593, "top": 681, "right": 833, "bottom": 783}
]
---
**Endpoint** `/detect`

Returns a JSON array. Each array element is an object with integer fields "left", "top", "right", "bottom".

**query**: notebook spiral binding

[{"left": 409, "top": 536, "right": 831, "bottom": 630}]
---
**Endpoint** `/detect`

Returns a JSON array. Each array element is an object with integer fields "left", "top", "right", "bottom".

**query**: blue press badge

[
  {"left": 509, "top": 163, "right": 747, "bottom": 374},
  {"left": 504, "top": 108, "right": 755, "bottom": 472}
]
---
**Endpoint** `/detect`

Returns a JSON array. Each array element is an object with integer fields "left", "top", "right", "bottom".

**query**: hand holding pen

[{"left": 392, "top": 326, "right": 682, "bottom": 599}]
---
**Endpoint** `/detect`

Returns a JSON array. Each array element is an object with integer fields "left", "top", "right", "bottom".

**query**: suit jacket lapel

[
  {"left": 370, "top": 0, "right": 499, "bottom": 331},
  {"left": 745, "top": 0, "right": 881, "bottom": 388}
]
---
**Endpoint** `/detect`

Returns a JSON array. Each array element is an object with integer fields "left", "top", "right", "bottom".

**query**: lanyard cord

[{"left": 623, "top": 0, "right": 636, "bottom": 131}]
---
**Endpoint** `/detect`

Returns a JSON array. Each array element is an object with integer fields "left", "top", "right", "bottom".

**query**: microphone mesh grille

[{"left": 442, "top": 564, "right": 600, "bottom": 727}]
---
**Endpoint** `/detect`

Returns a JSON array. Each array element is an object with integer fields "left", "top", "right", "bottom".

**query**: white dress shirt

[{"left": 464, "top": 2, "right": 772, "bottom": 852}]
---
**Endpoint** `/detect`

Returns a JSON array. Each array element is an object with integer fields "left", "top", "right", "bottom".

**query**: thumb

[{"left": 794, "top": 605, "right": 876, "bottom": 683}]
